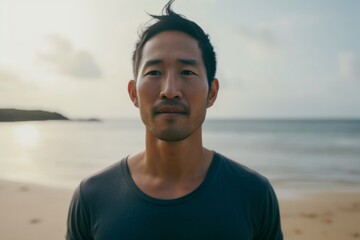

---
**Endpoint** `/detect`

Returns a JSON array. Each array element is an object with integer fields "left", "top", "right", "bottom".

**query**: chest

[{"left": 92, "top": 194, "right": 255, "bottom": 240}]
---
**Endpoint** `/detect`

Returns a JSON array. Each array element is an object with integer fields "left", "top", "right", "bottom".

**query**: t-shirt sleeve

[
  {"left": 66, "top": 183, "right": 93, "bottom": 240},
  {"left": 255, "top": 184, "right": 283, "bottom": 240}
]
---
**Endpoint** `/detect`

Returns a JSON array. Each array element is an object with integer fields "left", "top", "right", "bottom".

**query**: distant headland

[
  {"left": 0, "top": 108, "right": 68, "bottom": 122},
  {"left": 0, "top": 108, "right": 100, "bottom": 122}
]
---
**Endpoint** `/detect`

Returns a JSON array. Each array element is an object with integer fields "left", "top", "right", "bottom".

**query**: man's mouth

[
  {"left": 153, "top": 101, "right": 189, "bottom": 116},
  {"left": 156, "top": 106, "right": 187, "bottom": 115}
]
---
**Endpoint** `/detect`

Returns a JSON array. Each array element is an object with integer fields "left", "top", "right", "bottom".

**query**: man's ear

[
  {"left": 207, "top": 78, "right": 219, "bottom": 108},
  {"left": 128, "top": 80, "right": 139, "bottom": 108}
]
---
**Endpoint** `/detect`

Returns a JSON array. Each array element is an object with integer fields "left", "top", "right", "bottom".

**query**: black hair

[{"left": 132, "top": 0, "right": 217, "bottom": 86}]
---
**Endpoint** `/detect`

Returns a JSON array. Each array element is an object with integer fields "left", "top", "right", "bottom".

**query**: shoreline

[{"left": 1, "top": 179, "right": 359, "bottom": 240}]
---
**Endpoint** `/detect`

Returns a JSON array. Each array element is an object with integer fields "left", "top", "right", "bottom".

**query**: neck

[
  {"left": 127, "top": 127, "right": 214, "bottom": 199},
  {"left": 143, "top": 127, "right": 210, "bottom": 180}
]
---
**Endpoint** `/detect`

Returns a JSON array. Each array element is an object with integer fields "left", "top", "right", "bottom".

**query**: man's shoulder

[
  {"left": 215, "top": 152, "right": 268, "bottom": 181},
  {"left": 214, "top": 152, "right": 273, "bottom": 196},
  {"left": 78, "top": 157, "right": 128, "bottom": 197}
]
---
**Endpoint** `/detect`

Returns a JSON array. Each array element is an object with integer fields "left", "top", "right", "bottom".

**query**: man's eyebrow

[
  {"left": 142, "top": 59, "right": 199, "bottom": 68},
  {"left": 143, "top": 59, "right": 163, "bottom": 68},
  {"left": 178, "top": 59, "right": 199, "bottom": 66}
]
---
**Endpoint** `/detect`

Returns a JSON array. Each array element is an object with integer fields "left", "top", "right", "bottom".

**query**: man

[{"left": 67, "top": 1, "right": 283, "bottom": 239}]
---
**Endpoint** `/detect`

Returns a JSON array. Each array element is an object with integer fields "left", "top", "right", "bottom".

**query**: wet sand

[{"left": 0, "top": 179, "right": 359, "bottom": 240}]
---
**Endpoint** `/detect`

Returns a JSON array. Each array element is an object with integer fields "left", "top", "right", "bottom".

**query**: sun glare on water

[{"left": 13, "top": 124, "right": 40, "bottom": 148}]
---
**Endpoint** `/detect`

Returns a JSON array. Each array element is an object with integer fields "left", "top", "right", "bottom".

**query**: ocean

[{"left": 1, "top": 119, "right": 359, "bottom": 198}]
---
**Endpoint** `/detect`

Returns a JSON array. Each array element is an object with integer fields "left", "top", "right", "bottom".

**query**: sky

[{"left": 1, "top": 0, "right": 359, "bottom": 119}]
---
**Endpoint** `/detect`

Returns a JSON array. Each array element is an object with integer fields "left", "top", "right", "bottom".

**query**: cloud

[
  {"left": 38, "top": 35, "right": 102, "bottom": 79},
  {"left": 0, "top": 69, "right": 26, "bottom": 91},
  {"left": 339, "top": 52, "right": 359, "bottom": 81},
  {"left": 0, "top": 69, "right": 21, "bottom": 83},
  {"left": 236, "top": 23, "right": 281, "bottom": 58}
]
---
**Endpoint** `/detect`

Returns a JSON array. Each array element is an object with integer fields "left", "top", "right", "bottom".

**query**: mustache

[{"left": 152, "top": 99, "right": 190, "bottom": 114}]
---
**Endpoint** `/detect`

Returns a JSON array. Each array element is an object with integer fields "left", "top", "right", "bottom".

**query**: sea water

[{"left": 0, "top": 119, "right": 359, "bottom": 198}]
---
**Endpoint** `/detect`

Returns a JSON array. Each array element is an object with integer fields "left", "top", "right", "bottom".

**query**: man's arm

[
  {"left": 255, "top": 185, "right": 283, "bottom": 240},
  {"left": 66, "top": 183, "right": 93, "bottom": 240}
]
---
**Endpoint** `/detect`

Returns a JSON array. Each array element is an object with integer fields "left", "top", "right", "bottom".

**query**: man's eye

[
  {"left": 181, "top": 70, "right": 196, "bottom": 76},
  {"left": 146, "top": 71, "right": 161, "bottom": 76}
]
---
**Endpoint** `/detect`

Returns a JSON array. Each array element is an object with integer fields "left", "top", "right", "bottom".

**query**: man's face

[{"left": 128, "top": 31, "right": 218, "bottom": 142}]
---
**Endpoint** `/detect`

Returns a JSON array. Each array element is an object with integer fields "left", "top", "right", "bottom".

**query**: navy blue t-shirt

[{"left": 67, "top": 152, "right": 283, "bottom": 239}]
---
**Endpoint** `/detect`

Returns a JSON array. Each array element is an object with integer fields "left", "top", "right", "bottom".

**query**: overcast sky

[{"left": 1, "top": 0, "right": 359, "bottom": 119}]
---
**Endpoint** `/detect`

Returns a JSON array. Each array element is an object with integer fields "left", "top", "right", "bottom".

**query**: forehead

[{"left": 140, "top": 31, "right": 203, "bottom": 65}]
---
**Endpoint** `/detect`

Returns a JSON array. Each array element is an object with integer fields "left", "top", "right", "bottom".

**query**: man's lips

[
  {"left": 156, "top": 106, "right": 186, "bottom": 114},
  {"left": 153, "top": 101, "right": 189, "bottom": 115}
]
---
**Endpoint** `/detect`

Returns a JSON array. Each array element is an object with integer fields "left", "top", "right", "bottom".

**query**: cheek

[
  {"left": 188, "top": 82, "right": 209, "bottom": 101},
  {"left": 136, "top": 81, "right": 158, "bottom": 105}
]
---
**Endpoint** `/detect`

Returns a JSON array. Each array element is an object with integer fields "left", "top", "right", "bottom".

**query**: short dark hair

[{"left": 132, "top": 0, "right": 217, "bottom": 86}]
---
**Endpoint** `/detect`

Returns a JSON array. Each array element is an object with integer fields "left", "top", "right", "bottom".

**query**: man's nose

[{"left": 160, "top": 72, "right": 182, "bottom": 99}]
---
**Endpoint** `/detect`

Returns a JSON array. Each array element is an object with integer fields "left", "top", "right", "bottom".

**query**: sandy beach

[
  {"left": 281, "top": 192, "right": 360, "bottom": 239},
  {"left": 0, "top": 180, "right": 73, "bottom": 240},
  {"left": 0, "top": 179, "right": 359, "bottom": 240}
]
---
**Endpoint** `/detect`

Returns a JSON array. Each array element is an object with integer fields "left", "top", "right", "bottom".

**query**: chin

[{"left": 154, "top": 128, "right": 192, "bottom": 142}]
